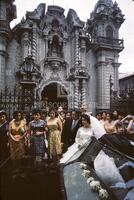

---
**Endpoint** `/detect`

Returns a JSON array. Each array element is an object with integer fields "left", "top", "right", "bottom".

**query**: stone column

[
  {"left": 74, "top": 79, "right": 79, "bottom": 109},
  {"left": 31, "top": 25, "right": 37, "bottom": 61},
  {"left": 75, "top": 29, "right": 79, "bottom": 67},
  {"left": 73, "top": 29, "right": 80, "bottom": 109},
  {"left": 81, "top": 79, "right": 87, "bottom": 108}
]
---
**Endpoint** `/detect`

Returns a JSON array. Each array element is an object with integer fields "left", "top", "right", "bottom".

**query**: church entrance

[{"left": 41, "top": 83, "right": 68, "bottom": 109}]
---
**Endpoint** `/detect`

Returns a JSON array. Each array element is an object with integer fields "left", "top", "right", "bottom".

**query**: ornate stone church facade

[{"left": 0, "top": 0, "right": 124, "bottom": 114}]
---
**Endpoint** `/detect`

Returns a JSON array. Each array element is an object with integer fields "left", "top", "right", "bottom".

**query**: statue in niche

[
  {"left": 48, "top": 34, "right": 63, "bottom": 57},
  {"left": 47, "top": 18, "right": 63, "bottom": 57}
]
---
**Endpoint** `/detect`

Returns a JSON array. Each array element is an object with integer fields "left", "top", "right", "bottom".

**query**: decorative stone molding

[
  {"left": 16, "top": 56, "right": 41, "bottom": 85},
  {"left": 38, "top": 79, "right": 69, "bottom": 99}
]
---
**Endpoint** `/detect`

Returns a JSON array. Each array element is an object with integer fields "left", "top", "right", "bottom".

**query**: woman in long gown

[
  {"left": 60, "top": 114, "right": 124, "bottom": 186},
  {"left": 28, "top": 109, "right": 46, "bottom": 162},
  {"left": 9, "top": 111, "right": 27, "bottom": 170},
  {"left": 47, "top": 109, "right": 62, "bottom": 165}
]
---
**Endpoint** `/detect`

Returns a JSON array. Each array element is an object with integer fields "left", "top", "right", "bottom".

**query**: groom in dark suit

[{"left": 61, "top": 110, "right": 82, "bottom": 152}]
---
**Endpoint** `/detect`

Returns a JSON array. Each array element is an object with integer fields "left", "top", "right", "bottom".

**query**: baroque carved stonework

[{"left": 0, "top": 1, "right": 125, "bottom": 113}]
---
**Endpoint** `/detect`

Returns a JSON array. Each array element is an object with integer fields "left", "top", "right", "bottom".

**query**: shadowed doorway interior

[{"left": 41, "top": 82, "right": 68, "bottom": 109}]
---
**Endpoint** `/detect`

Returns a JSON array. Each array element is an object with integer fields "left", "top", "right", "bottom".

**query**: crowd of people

[
  {"left": 0, "top": 107, "right": 134, "bottom": 171},
  {"left": 96, "top": 110, "right": 134, "bottom": 135}
]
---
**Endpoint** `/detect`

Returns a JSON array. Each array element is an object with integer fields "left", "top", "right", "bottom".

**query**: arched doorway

[{"left": 41, "top": 82, "right": 68, "bottom": 109}]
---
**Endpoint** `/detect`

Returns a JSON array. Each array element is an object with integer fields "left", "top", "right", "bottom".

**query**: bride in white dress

[{"left": 60, "top": 114, "right": 124, "bottom": 186}]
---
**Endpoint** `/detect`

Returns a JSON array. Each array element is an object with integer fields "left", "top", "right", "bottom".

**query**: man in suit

[{"left": 61, "top": 110, "right": 82, "bottom": 153}]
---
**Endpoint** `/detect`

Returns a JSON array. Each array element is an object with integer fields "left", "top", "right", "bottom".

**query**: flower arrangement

[
  {"left": 79, "top": 163, "right": 88, "bottom": 169},
  {"left": 99, "top": 189, "right": 109, "bottom": 200},
  {"left": 87, "top": 177, "right": 94, "bottom": 184},
  {"left": 82, "top": 169, "right": 91, "bottom": 178},
  {"left": 80, "top": 162, "right": 109, "bottom": 200},
  {"left": 89, "top": 180, "right": 101, "bottom": 192}
]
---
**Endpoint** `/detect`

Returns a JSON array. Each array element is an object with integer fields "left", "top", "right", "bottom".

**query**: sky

[{"left": 11, "top": 0, "right": 134, "bottom": 74}]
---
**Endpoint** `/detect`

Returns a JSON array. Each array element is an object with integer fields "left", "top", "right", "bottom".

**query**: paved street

[{"left": 0, "top": 160, "right": 63, "bottom": 200}]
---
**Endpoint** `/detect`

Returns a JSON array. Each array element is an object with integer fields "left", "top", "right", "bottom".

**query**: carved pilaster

[
  {"left": 81, "top": 79, "right": 87, "bottom": 108},
  {"left": 74, "top": 79, "right": 79, "bottom": 109}
]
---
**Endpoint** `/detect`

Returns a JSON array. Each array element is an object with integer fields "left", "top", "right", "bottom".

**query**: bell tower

[
  {"left": 87, "top": 0, "right": 125, "bottom": 111},
  {"left": 0, "top": 0, "right": 16, "bottom": 90}
]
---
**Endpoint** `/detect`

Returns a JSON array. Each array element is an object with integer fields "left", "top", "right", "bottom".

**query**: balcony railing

[
  {"left": 92, "top": 36, "right": 124, "bottom": 48},
  {"left": 69, "top": 66, "right": 89, "bottom": 79}
]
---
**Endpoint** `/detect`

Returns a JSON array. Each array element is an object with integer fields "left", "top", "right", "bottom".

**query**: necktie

[{"left": 72, "top": 120, "right": 76, "bottom": 129}]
